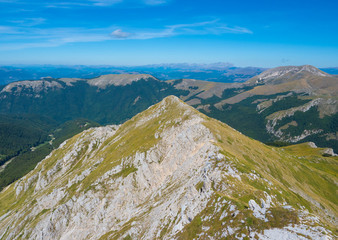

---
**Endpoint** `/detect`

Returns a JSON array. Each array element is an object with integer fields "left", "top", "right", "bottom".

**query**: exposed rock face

[
  {"left": 0, "top": 96, "right": 336, "bottom": 239},
  {"left": 264, "top": 98, "right": 338, "bottom": 143},
  {"left": 265, "top": 98, "right": 323, "bottom": 138},
  {"left": 87, "top": 74, "right": 158, "bottom": 88},
  {"left": 321, "top": 148, "right": 337, "bottom": 157}
]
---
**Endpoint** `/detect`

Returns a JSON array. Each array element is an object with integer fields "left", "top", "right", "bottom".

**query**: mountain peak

[
  {"left": 128, "top": 94, "right": 202, "bottom": 129},
  {"left": 159, "top": 95, "right": 186, "bottom": 107},
  {"left": 145, "top": 95, "right": 199, "bottom": 116},
  {"left": 248, "top": 65, "right": 330, "bottom": 85}
]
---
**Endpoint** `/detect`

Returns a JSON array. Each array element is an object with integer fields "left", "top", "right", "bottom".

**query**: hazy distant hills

[
  {"left": 0, "top": 64, "right": 266, "bottom": 85},
  {"left": 1, "top": 64, "right": 337, "bottom": 86}
]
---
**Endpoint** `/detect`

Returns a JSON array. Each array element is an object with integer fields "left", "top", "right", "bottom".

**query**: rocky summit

[{"left": 0, "top": 96, "right": 337, "bottom": 239}]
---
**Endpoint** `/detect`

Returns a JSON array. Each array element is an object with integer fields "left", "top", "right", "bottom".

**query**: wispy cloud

[
  {"left": 144, "top": 0, "right": 169, "bottom": 5},
  {"left": 110, "top": 20, "right": 252, "bottom": 40},
  {"left": 214, "top": 26, "right": 253, "bottom": 34},
  {"left": 41, "top": 0, "right": 168, "bottom": 8},
  {"left": 0, "top": 25, "right": 18, "bottom": 34},
  {"left": 9, "top": 17, "right": 46, "bottom": 27},
  {"left": 0, "top": 26, "right": 112, "bottom": 50},
  {"left": 0, "top": 0, "right": 170, "bottom": 11},
  {"left": 0, "top": 20, "right": 252, "bottom": 50}
]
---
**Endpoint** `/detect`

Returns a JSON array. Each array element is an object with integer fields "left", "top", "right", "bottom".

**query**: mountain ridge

[
  {"left": 1, "top": 73, "right": 158, "bottom": 94},
  {"left": 0, "top": 95, "right": 336, "bottom": 239}
]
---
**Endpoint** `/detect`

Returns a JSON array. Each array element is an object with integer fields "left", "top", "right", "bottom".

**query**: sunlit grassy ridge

[{"left": 203, "top": 117, "right": 337, "bottom": 227}]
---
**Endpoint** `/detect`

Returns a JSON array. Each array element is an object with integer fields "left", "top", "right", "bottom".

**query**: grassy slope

[{"left": 204, "top": 117, "right": 337, "bottom": 225}]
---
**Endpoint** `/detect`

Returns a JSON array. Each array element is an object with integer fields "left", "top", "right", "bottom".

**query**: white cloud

[
  {"left": 217, "top": 26, "right": 253, "bottom": 34},
  {"left": 110, "top": 29, "right": 132, "bottom": 38}
]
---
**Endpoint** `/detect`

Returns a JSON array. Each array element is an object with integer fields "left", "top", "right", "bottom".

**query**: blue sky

[{"left": 0, "top": 0, "right": 337, "bottom": 67}]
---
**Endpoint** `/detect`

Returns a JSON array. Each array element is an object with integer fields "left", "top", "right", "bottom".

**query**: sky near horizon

[{"left": 0, "top": 0, "right": 337, "bottom": 67}]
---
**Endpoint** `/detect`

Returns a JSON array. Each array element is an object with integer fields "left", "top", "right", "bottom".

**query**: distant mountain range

[
  {"left": 0, "top": 64, "right": 265, "bottom": 85},
  {"left": 1, "top": 63, "right": 337, "bottom": 86}
]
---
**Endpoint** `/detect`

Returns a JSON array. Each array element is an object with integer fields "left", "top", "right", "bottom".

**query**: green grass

[
  {"left": 177, "top": 216, "right": 202, "bottom": 240},
  {"left": 195, "top": 181, "right": 204, "bottom": 192},
  {"left": 114, "top": 166, "right": 138, "bottom": 179}
]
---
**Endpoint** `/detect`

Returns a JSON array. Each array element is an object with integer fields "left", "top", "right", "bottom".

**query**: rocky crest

[
  {"left": 0, "top": 74, "right": 157, "bottom": 95},
  {"left": 0, "top": 80, "right": 63, "bottom": 95},
  {"left": 87, "top": 74, "right": 158, "bottom": 88},
  {"left": 249, "top": 65, "right": 330, "bottom": 85}
]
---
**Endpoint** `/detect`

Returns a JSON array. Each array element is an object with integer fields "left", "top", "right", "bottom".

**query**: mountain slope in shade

[
  {"left": 0, "top": 74, "right": 188, "bottom": 124},
  {"left": 1, "top": 74, "right": 158, "bottom": 94},
  {"left": 0, "top": 96, "right": 336, "bottom": 239}
]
